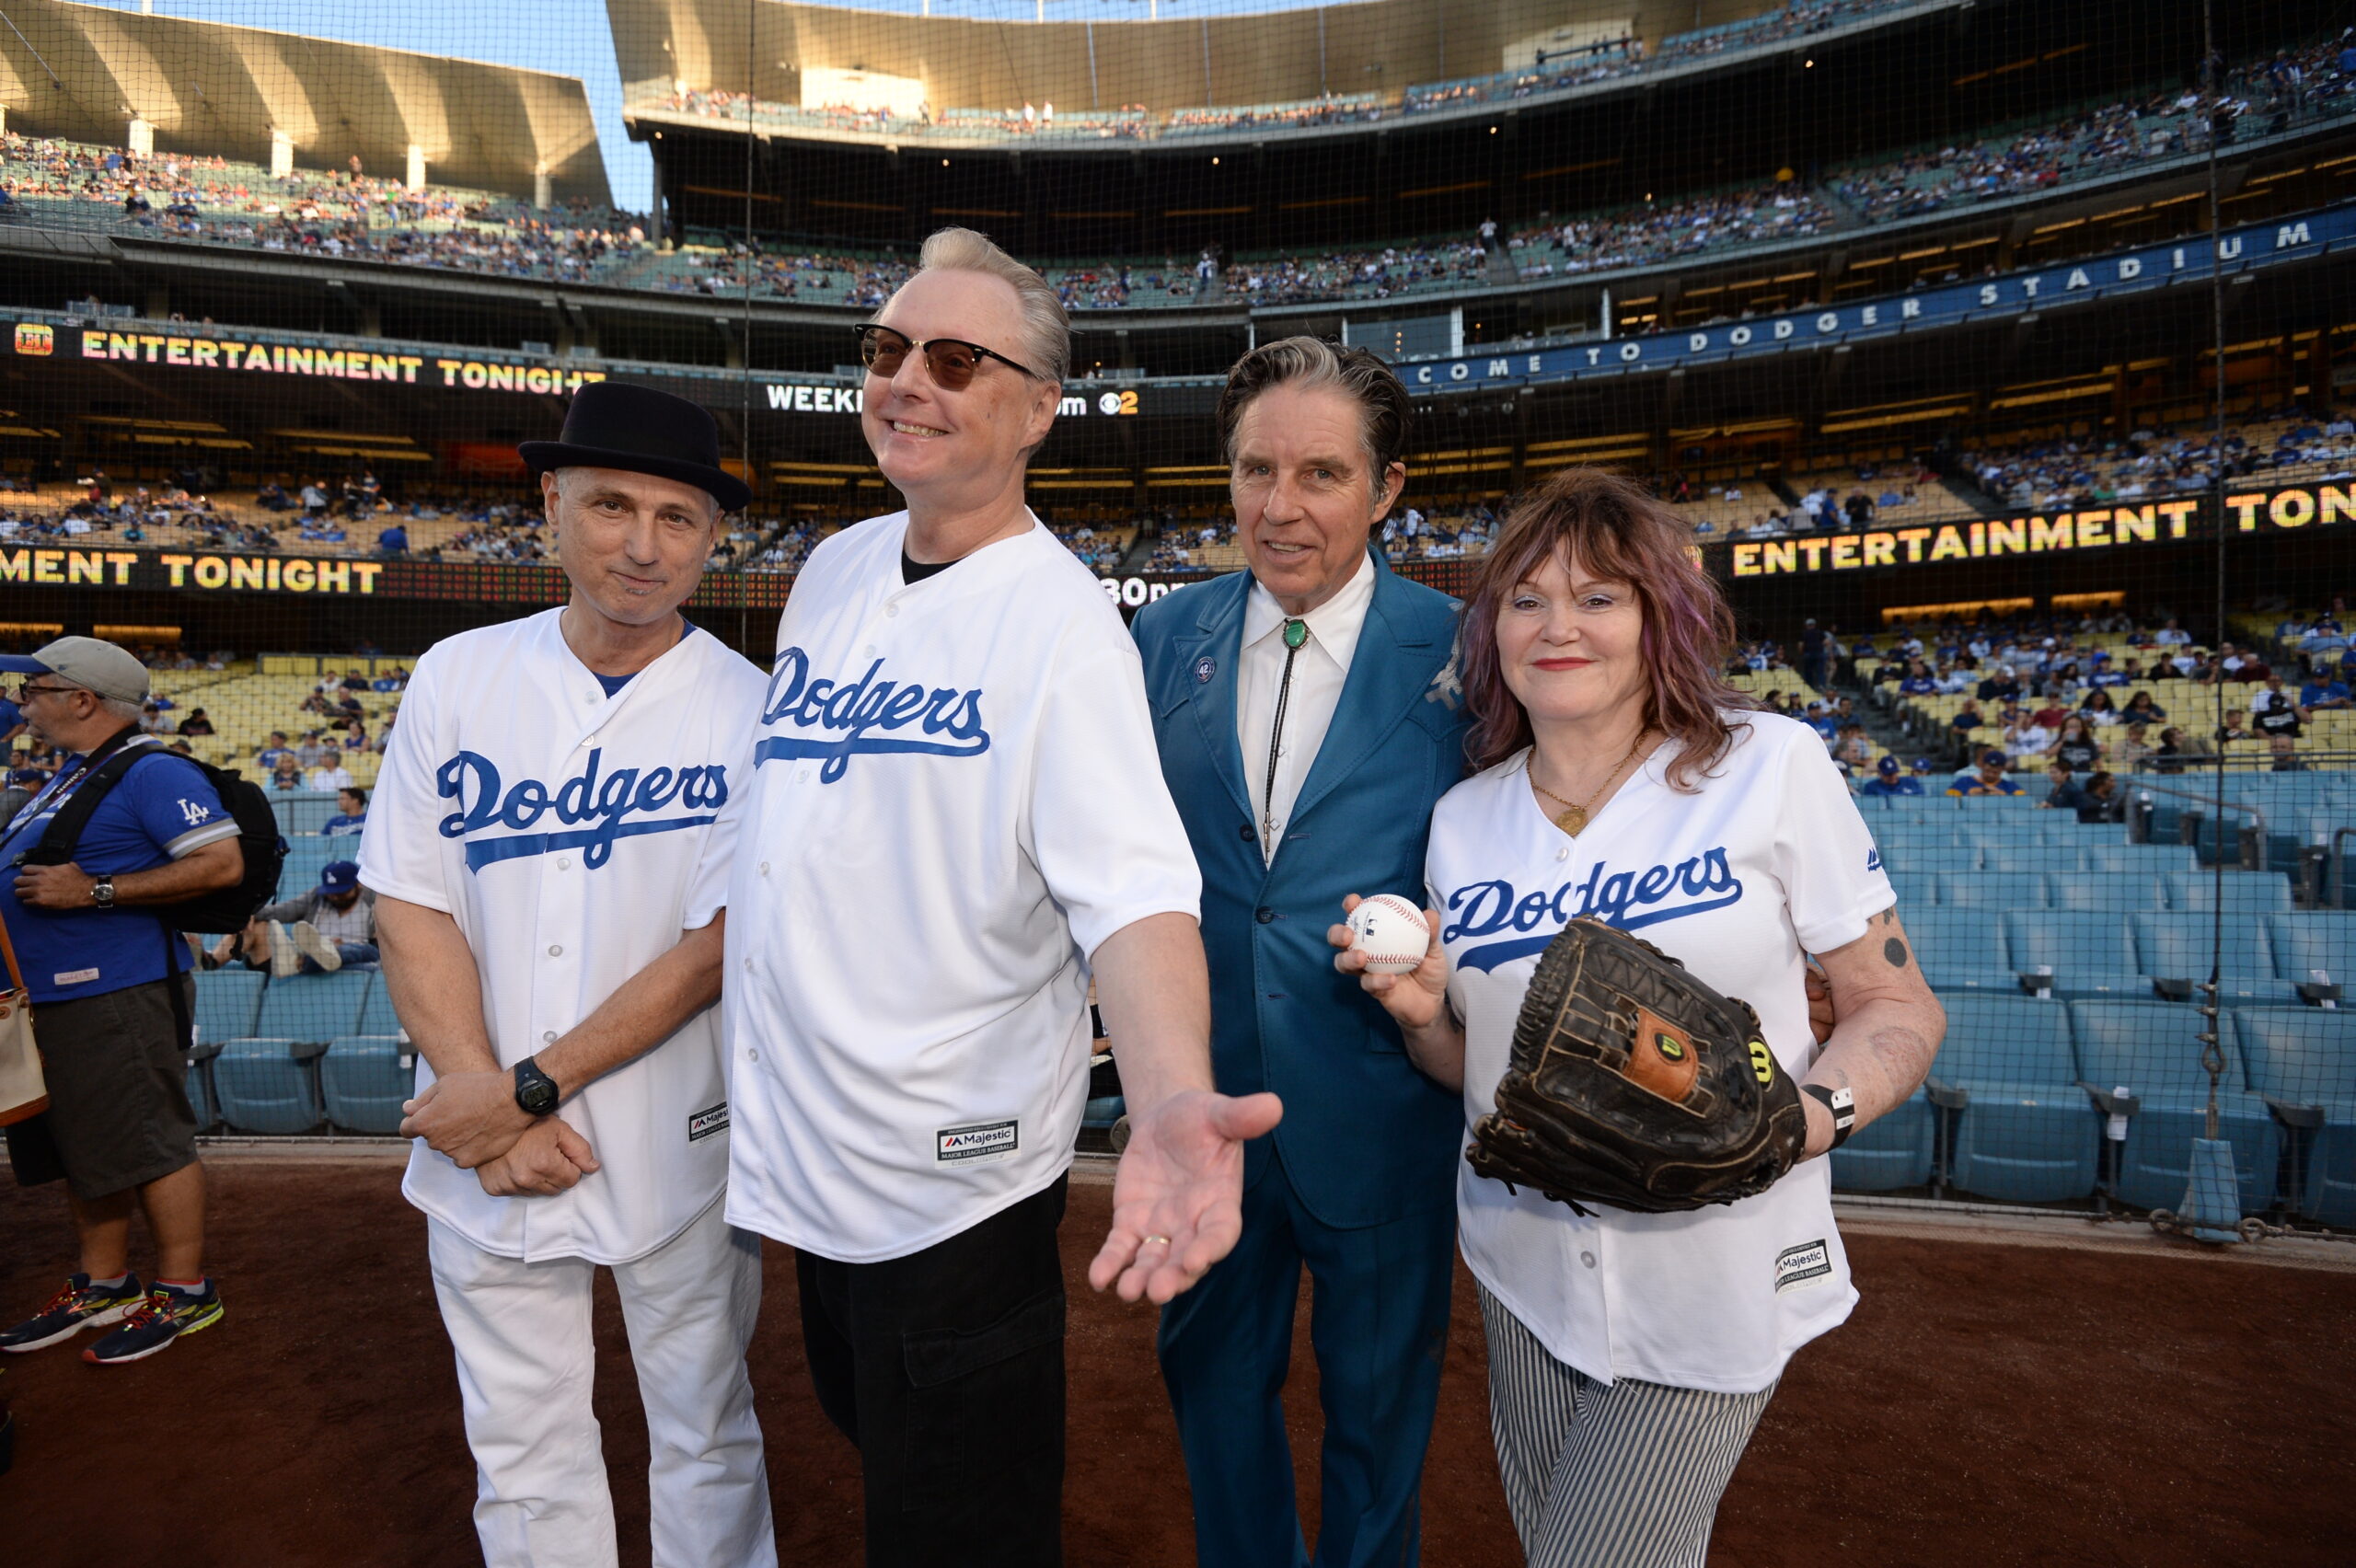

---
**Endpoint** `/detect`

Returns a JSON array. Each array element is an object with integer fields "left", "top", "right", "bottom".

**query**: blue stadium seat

[
  {"left": 321, "top": 1036, "right": 416, "bottom": 1135},
  {"left": 1980, "top": 847, "right": 2079, "bottom": 874},
  {"left": 2267, "top": 913, "right": 2356, "bottom": 986},
  {"left": 357, "top": 973, "right": 406, "bottom": 1037},
  {"left": 1901, "top": 907, "right": 2015, "bottom": 992},
  {"left": 192, "top": 969, "right": 266, "bottom": 1045},
  {"left": 252, "top": 970, "right": 372, "bottom": 1042},
  {"left": 1934, "top": 871, "right": 2051, "bottom": 909},
  {"left": 2231, "top": 1008, "right": 2356, "bottom": 1226},
  {"left": 2045, "top": 873, "right": 2167, "bottom": 915},
  {"left": 1927, "top": 994, "right": 2097, "bottom": 1202},
  {"left": 2085, "top": 845, "right": 2200, "bottom": 875},
  {"left": 1829, "top": 1088, "right": 1934, "bottom": 1191},
  {"left": 2067, "top": 1000, "right": 2280, "bottom": 1216},
  {"left": 2164, "top": 870, "right": 2295, "bottom": 915},
  {"left": 2000, "top": 912, "right": 2146, "bottom": 999},
  {"left": 212, "top": 1039, "right": 325, "bottom": 1134},
  {"left": 2129, "top": 914, "right": 2298, "bottom": 1005},
  {"left": 185, "top": 1061, "right": 216, "bottom": 1133},
  {"left": 1880, "top": 844, "right": 1977, "bottom": 874}
]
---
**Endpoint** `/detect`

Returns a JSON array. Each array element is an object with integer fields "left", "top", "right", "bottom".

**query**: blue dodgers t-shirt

[
  {"left": 0, "top": 738, "right": 237, "bottom": 1004},
  {"left": 322, "top": 812, "right": 367, "bottom": 836}
]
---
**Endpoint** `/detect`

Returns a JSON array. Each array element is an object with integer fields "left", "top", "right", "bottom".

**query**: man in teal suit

[{"left": 1131, "top": 339, "right": 1470, "bottom": 1568}]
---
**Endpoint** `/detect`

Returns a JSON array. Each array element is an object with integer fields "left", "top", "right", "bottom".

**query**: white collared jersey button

[
  {"left": 1580, "top": 1251, "right": 1598, "bottom": 1269},
  {"left": 542, "top": 1031, "right": 557, "bottom": 1044},
  {"left": 548, "top": 944, "right": 562, "bottom": 957}
]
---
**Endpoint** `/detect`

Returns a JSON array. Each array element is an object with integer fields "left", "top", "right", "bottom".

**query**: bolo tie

[{"left": 1261, "top": 617, "right": 1309, "bottom": 847}]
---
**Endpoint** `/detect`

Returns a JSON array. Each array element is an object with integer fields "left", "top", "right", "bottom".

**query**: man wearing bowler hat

[{"left": 358, "top": 383, "right": 778, "bottom": 1568}]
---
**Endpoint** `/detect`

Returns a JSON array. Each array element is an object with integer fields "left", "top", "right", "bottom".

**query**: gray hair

[
  {"left": 907, "top": 226, "right": 1070, "bottom": 386},
  {"left": 1215, "top": 336, "right": 1413, "bottom": 480},
  {"left": 98, "top": 694, "right": 144, "bottom": 724}
]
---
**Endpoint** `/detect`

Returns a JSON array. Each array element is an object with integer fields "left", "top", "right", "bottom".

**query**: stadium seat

[
  {"left": 357, "top": 973, "right": 406, "bottom": 1037},
  {"left": 1934, "top": 871, "right": 2051, "bottom": 910},
  {"left": 2085, "top": 845, "right": 2200, "bottom": 875},
  {"left": 2129, "top": 913, "right": 2299, "bottom": 1005},
  {"left": 212, "top": 971, "right": 374, "bottom": 1135},
  {"left": 193, "top": 969, "right": 267, "bottom": 1044},
  {"left": 2165, "top": 870, "right": 2295, "bottom": 915},
  {"left": 1926, "top": 994, "right": 2098, "bottom": 1202},
  {"left": 321, "top": 1036, "right": 416, "bottom": 1135},
  {"left": 2046, "top": 874, "right": 2167, "bottom": 915},
  {"left": 1829, "top": 1088, "right": 1935, "bottom": 1192},
  {"left": 2000, "top": 913, "right": 2146, "bottom": 999},
  {"left": 2067, "top": 1000, "right": 2280, "bottom": 1216},
  {"left": 1901, "top": 907, "right": 2015, "bottom": 992},
  {"left": 2266, "top": 913, "right": 2356, "bottom": 987},
  {"left": 1883, "top": 845, "right": 1979, "bottom": 875},
  {"left": 211, "top": 1040, "right": 325, "bottom": 1134},
  {"left": 1982, "top": 847, "right": 2078, "bottom": 875},
  {"left": 2230, "top": 1009, "right": 2356, "bottom": 1226},
  {"left": 185, "top": 1061, "right": 217, "bottom": 1133}
]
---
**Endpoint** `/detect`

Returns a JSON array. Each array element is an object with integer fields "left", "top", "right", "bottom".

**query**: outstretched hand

[{"left": 1088, "top": 1089, "right": 1282, "bottom": 1305}]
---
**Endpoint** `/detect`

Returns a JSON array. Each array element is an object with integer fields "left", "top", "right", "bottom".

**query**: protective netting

[{"left": 0, "top": 0, "right": 2348, "bottom": 1226}]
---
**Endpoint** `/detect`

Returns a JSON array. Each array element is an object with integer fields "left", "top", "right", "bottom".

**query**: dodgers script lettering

[
  {"left": 435, "top": 748, "right": 729, "bottom": 870},
  {"left": 1445, "top": 847, "right": 1744, "bottom": 972},
  {"left": 755, "top": 646, "right": 992, "bottom": 781}
]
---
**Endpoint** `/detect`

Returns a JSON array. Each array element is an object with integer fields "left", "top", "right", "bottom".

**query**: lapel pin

[{"left": 1194, "top": 656, "right": 1218, "bottom": 685}]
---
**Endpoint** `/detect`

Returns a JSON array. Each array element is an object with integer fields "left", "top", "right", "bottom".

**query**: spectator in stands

[
  {"left": 1976, "top": 664, "right": 2021, "bottom": 704},
  {"left": 0, "top": 636, "right": 241, "bottom": 1363},
  {"left": 2300, "top": 664, "right": 2352, "bottom": 709},
  {"left": 304, "top": 756, "right": 354, "bottom": 792},
  {"left": 2154, "top": 617, "right": 2191, "bottom": 646},
  {"left": 2001, "top": 708, "right": 2050, "bottom": 764},
  {"left": 294, "top": 730, "right": 333, "bottom": 768},
  {"left": 2075, "top": 770, "right": 2126, "bottom": 824},
  {"left": 2080, "top": 688, "right": 2121, "bottom": 727},
  {"left": 2250, "top": 675, "right": 2305, "bottom": 750},
  {"left": 2121, "top": 689, "right": 2166, "bottom": 725},
  {"left": 256, "top": 732, "right": 294, "bottom": 774},
  {"left": 214, "top": 860, "right": 377, "bottom": 977},
  {"left": 2038, "top": 759, "right": 2092, "bottom": 812},
  {"left": 1898, "top": 659, "right": 1937, "bottom": 696},
  {"left": 2269, "top": 732, "right": 2306, "bottom": 771},
  {"left": 2220, "top": 709, "right": 2250, "bottom": 742},
  {"left": 1949, "top": 696, "right": 1985, "bottom": 737},
  {"left": 2050, "top": 716, "right": 2103, "bottom": 774},
  {"left": 0, "top": 692, "right": 20, "bottom": 753},
  {"left": 176, "top": 708, "right": 214, "bottom": 737},
  {"left": 1833, "top": 723, "right": 1872, "bottom": 770},
  {"left": 1860, "top": 754, "right": 1922, "bottom": 796},
  {"left": 0, "top": 766, "right": 41, "bottom": 825},
  {"left": 1948, "top": 748, "right": 2026, "bottom": 796},
  {"left": 323, "top": 786, "right": 368, "bottom": 837},
  {"left": 340, "top": 669, "right": 369, "bottom": 692},
  {"left": 2117, "top": 722, "right": 2156, "bottom": 771},
  {"left": 269, "top": 757, "right": 305, "bottom": 792}
]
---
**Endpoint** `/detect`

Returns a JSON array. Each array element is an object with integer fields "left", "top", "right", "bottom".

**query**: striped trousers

[{"left": 1477, "top": 1285, "right": 1773, "bottom": 1568}]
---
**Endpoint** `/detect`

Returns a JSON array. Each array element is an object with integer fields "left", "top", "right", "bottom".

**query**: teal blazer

[{"left": 1132, "top": 553, "right": 1471, "bottom": 1229}]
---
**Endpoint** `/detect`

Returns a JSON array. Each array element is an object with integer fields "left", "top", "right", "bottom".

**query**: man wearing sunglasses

[{"left": 717, "top": 227, "right": 1282, "bottom": 1565}]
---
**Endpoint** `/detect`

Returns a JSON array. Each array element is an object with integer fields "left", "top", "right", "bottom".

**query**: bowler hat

[{"left": 518, "top": 382, "right": 750, "bottom": 513}]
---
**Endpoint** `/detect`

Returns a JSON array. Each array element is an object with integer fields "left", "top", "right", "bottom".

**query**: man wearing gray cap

[{"left": 0, "top": 637, "right": 245, "bottom": 1365}]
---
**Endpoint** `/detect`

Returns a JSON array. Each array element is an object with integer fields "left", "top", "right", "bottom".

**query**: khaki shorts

[{"left": 39, "top": 974, "right": 200, "bottom": 1201}]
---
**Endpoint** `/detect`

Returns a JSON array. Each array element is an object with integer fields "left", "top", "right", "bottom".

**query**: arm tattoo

[{"left": 1884, "top": 937, "right": 1910, "bottom": 970}]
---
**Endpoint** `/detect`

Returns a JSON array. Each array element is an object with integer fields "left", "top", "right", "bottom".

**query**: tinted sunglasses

[{"left": 854, "top": 323, "right": 1045, "bottom": 389}]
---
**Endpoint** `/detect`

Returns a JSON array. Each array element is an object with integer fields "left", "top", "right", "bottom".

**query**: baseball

[{"left": 1347, "top": 894, "right": 1431, "bottom": 974}]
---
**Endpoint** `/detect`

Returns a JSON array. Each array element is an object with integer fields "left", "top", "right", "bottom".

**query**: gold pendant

[{"left": 1554, "top": 805, "right": 1588, "bottom": 836}]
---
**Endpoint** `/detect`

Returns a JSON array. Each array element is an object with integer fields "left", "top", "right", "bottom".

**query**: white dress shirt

[{"left": 1236, "top": 551, "right": 1377, "bottom": 863}]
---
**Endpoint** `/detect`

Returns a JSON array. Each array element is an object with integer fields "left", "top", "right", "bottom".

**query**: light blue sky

[{"left": 93, "top": 0, "right": 1336, "bottom": 213}]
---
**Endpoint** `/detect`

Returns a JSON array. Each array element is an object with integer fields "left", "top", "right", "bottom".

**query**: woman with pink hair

[{"left": 1332, "top": 467, "right": 1945, "bottom": 1566}]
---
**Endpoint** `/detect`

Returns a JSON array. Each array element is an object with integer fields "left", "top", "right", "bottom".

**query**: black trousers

[{"left": 796, "top": 1175, "right": 1068, "bottom": 1568}]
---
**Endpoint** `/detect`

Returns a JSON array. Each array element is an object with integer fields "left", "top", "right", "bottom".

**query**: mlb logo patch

[
  {"left": 14, "top": 323, "right": 53, "bottom": 356},
  {"left": 937, "top": 1119, "right": 1019, "bottom": 1164}
]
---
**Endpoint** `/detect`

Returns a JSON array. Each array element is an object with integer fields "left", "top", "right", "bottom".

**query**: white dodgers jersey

[
  {"left": 359, "top": 609, "right": 766, "bottom": 1264},
  {"left": 718, "top": 512, "right": 1199, "bottom": 1262}
]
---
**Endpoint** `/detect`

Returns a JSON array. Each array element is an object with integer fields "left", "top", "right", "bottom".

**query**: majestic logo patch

[
  {"left": 1444, "top": 847, "right": 1744, "bottom": 973},
  {"left": 53, "top": 967, "right": 99, "bottom": 986},
  {"left": 435, "top": 748, "right": 727, "bottom": 870},
  {"left": 1775, "top": 1239, "right": 1833, "bottom": 1294},
  {"left": 936, "top": 1119, "right": 1019, "bottom": 1164},
  {"left": 755, "top": 647, "right": 991, "bottom": 782},
  {"left": 688, "top": 1102, "right": 730, "bottom": 1143}
]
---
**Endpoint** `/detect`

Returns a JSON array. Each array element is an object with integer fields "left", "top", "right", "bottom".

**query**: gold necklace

[{"left": 1531, "top": 732, "right": 1651, "bottom": 837}]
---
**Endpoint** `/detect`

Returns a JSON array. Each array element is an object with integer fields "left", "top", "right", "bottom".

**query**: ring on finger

[{"left": 1140, "top": 1233, "right": 1172, "bottom": 1248}]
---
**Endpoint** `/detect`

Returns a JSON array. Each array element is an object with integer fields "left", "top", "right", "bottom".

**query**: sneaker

[
  {"left": 0, "top": 1274, "right": 145, "bottom": 1353},
  {"left": 82, "top": 1281, "right": 225, "bottom": 1366},
  {"left": 268, "top": 920, "right": 301, "bottom": 979},
  {"left": 291, "top": 920, "right": 341, "bottom": 974}
]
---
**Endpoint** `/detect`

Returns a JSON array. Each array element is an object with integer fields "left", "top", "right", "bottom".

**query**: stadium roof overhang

[
  {"left": 608, "top": 0, "right": 1637, "bottom": 121},
  {"left": 0, "top": 0, "right": 610, "bottom": 205}
]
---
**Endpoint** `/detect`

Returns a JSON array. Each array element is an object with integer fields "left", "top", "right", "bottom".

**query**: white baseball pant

[{"left": 427, "top": 1195, "right": 776, "bottom": 1568}]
